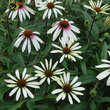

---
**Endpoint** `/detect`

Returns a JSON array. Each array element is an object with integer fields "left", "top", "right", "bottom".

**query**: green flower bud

[{"left": 89, "top": 89, "right": 97, "bottom": 97}]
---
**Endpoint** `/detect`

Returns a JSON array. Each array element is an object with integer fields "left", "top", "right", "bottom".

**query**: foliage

[{"left": 0, "top": 0, "right": 110, "bottom": 110}]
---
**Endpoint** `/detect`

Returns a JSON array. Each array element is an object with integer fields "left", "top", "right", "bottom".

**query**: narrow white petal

[
  {"left": 96, "top": 69, "right": 110, "bottom": 80},
  {"left": 27, "top": 39, "right": 31, "bottom": 53},
  {"left": 107, "top": 76, "right": 110, "bottom": 86},
  {"left": 22, "top": 88, "right": 28, "bottom": 98},
  {"left": 22, "top": 38, "right": 27, "bottom": 52},
  {"left": 56, "top": 92, "right": 64, "bottom": 101},
  {"left": 7, "top": 74, "right": 17, "bottom": 81},
  {"left": 96, "top": 64, "right": 110, "bottom": 68},
  {"left": 22, "top": 68, "right": 27, "bottom": 79},
  {"left": 9, "top": 87, "right": 18, "bottom": 96},
  {"left": 51, "top": 89, "right": 63, "bottom": 94},
  {"left": 15, "top": 70, "right": 20, "bottom": 79},
  {"left": 25, "top": 88, "right": 34, "bottom": 98},
  {"left": 71, "top": 93, "right": 80, "bottom": 103},
  {"left": 16, "top": 89, "right": 21, "bottom": 101},
  {"left": 68, "top": 94, "right": 73, "bottom": 104},
  {"left": 70, "top": 76, "right": 78, "bottom": 85}
]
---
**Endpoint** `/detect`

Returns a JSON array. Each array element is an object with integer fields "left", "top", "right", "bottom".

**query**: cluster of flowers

[{"left": 4, "top": 0, "right": 110, "bottom": 105}]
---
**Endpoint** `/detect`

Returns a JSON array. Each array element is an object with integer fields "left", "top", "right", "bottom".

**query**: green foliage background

[{"left": 0, "top": 0, "right": 110, "bottom": 110}]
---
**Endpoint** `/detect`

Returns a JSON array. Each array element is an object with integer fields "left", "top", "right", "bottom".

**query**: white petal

[
  {"left": 52, "top": 61, "right": 58, "bottom": 71},
  {"left": 96, "top": 69, "right": 110, "bottom": 80},
  {"left": 56, "top": 92, "right": 64, "bottom": 102},
  {"left": 7, "top": 74, "right": 17, "bottom": 81},
  {"left": 15, "top": 70, "right": 20, "bottom": 79},
  {"left": 71, "top": 93, "right": 80, "bottom": 103},
  {"left": 73, "top": 82, "right": 82, "bottom": 88},
  {"left": 16, "top": 89, "right": 21, "bottom": 101},
  {"left": 96, "top": 64, "right": 110, "bottom": 68},
  {"left": 107, "top": 76, "right": 110, "bottom": 86},
  {"left": 51, "top": 89, "right": 63, "bottom": 94},
  {"left": 68, "top": 94, "right": 73, "bottom": 104},
  {"left": 14, "top": 36, "right": 24, "bottom": 48},
  {"left": 22, "top": 68, "right": 27, "bottom": 79},
  {"left": 53, "top": 28, "right": 61, "bottom": 41},
  {"left": 4, "top": 79, "right": 16, "bottom": 84},
  {"left": 25, "top": 88, "right": 34, "bottom": 98},
  {"left": 59, "top": 55, "right": 65, "bottom": 63},
  {"left": 26, "top": 77, "right": 37, "bottom": 82},
  {"left": 47, "top": 25, "right": 58, "bottom": 34},
  {"left": 22, "top": 38, "right": 27, "bottom": 52},
  {"left": 70, "top": 76, "right": 78, "bottom": 85},
  {"left": 22, "top": 88, "right": 28, "bottom": 98},
  {"left": 9, "top": 87, "right": 18, "bottom": 96},
  {"left": 70, "top": 25, "right": 80, "bottom": 33},
  {"left": 27, "top": 39, "right": 31, "bottom": 53},
  {"left": 12, "top": 10, "right": 17, "bottom": 21},
  {"left": 74, "top": 87, "right": 85, "bottom": 91}
]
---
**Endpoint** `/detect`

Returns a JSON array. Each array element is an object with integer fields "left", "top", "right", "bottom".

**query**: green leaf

[
  {"left": 80, "top": 61, "right": 87, "bottom": 74},
  {"left": 101, "top": 42, "right": 107, "bottom": 59}
]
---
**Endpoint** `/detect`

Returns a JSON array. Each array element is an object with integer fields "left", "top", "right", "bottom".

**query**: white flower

[
  {"left": 33, "top": 59, "right": 65, "bottom": 85},
  {"left": 51, "top": 37, "right": 83, "bottom": 63},
  {"left": 5, "top": 68, "right": 40, "bottom": 101},
  {"left": 96, "top": 52, "right": 110, "bottom": 86},
  {"left": 47, "top": 18, "right": 80, "bottom": 41},
  {"left": 14, "top": 27, "right": 44, "bottom": 53},
  {"left": 51, "top": 72, "right": 85, "bottom": 104},
  {"left": 26, "top": 0, "right": 42, "bottom": 7},
  {"left": 6, "top": 1, "right": 35, "bottom": 22},
  {"left": 37, "top": 0, "right": 65, "bottom": 19},
  {"left": 84, "top": 0, "right": 110, "bottom": 14}
]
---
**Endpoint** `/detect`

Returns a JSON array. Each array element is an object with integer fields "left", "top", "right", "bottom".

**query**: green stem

[
  {"left": 88, "top": 15, "right": 96, "bottom": 38},
  {"left": 6, "top": 12, "right": 12, "bottom": 41}
]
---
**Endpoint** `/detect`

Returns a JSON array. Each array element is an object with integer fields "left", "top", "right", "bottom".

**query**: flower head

[
  {"left": 5, "top": 68, "right": 40, "bottom": 101},
  {"left": 47, "top": 18, "right": 80, "bottom": 41},
  {"left": 14, "top": 27, "right": 44, "bottom": 53},
  {"left": 33, "top": 59, "right": 64, "bottom": 85},
  {"left": 51, "top": 73, "right": 85, "bottom": 104},
  {"left": 51, "top": 37, "right": 83, "bottom": 63},
  {"left": 96, "top": 51, "right": 110, "bottom": 86},
  {"left": 37, "top": 0, "right": 65, "bottom": 19},
  {"left": 6, "top": 1, "right": 35, "bottom": 22},
  {"left": 84, "top": 0, "right": 110, "bottom": 14}
]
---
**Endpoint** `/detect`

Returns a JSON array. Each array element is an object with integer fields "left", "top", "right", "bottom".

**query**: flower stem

[
  {"left": 88, "top": 15, "right": 96, "bottom": 38},
  {"left": 6, "top": 12, "right": 12, "bottom": 41}
]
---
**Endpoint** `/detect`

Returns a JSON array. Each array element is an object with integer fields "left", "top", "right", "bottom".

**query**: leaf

[
  {"left": 95, "top": 97, "right": 110, "bottom": 103},
  {"left": 0, "top": 100, "right": 26, "bottom": 110},
  {"left": 80, "top": 61, "right": 87, "bottom": 74},
  {"left": 90, "top": 101, "right": 96, "bottom": 110},
  {"left": 79, "top": 74, "right": 96, "bottom": 84},
  {"left": 101, "top": 42, "right": 107, "bottom": 59}
]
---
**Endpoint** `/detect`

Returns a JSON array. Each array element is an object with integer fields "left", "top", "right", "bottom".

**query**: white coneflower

[
  {"left": 6, "top": 1, "right": 35, "bottom": 22},
  {"left": 96, "top": 51, "right": 110, "bottom": 86},
  {"left": 51, "top": 37, "right": 83, "bottom": 63},
  {"left": 84, "top": 0, "right": 110, "bottom": 14},
  {"left": 5, "top": 68, "right": 40, "bottom": 101},
  {"left": 37, "top": 0, "right": 65, "bottom": 19},
  {"left": 33, "top": 59, "right": 65, "bottom": 85},
  {"left": 51, "top": 72, "right": 85, "bottom": 104},
  {"left": 14, "top": 27, "right": 43, "bottom": 53},
  {"left": 47, "top": 18, "right": 80, "bottom": 41}
]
